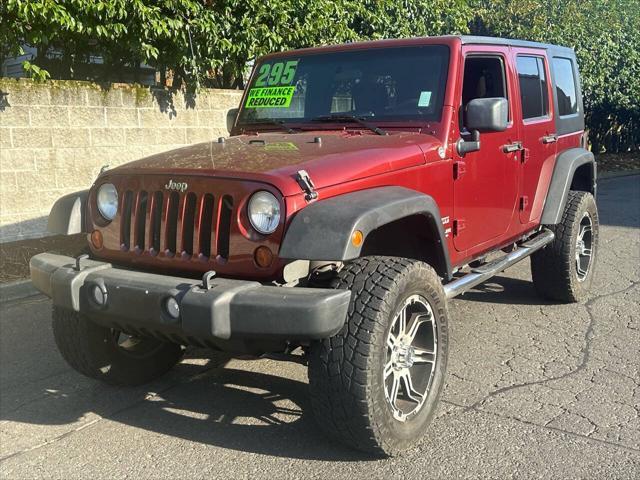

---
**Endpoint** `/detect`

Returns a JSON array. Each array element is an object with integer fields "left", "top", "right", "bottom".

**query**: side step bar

[{"left": 443, "top": 229, "right": 555, "bottom": 299}]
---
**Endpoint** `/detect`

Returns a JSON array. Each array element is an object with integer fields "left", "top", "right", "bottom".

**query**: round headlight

[
  {"left": 97, "top": 183, "right": 118, "bottom": 221},
  {"left": 248, "top": 191, "right": 281, "bottom": 234}
]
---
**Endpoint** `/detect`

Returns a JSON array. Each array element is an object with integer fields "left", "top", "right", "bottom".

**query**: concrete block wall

[{"left": 0, "top": 78, "right": 243, "bottom": 242}]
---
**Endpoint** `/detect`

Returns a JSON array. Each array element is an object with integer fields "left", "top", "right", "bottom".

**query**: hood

[{"left": 112, "top": 131, "right": 444, "bottom": 196}]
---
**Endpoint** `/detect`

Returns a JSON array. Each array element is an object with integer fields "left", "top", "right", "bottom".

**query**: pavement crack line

[
  {"left": 464, "top": 280, "right": 640, "bottom": 413},
  {"left": 0, "top": 363, "right": 225, "bottom": 463},
  {"left": 442, "top": 400, "right": 640, "bottom": 455}
]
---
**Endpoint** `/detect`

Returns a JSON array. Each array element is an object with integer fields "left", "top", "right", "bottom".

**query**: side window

[
  {"left": 516, "top": 56, "right": 549, "bottom": 120},
  {"left": 552, "top": 57, "right": 578, "bottom": 116},
  {"left": 461, "top": 56, "right": 508, "bottom": 129},
  {"left": 462, "top": 56, "right": 508, "bottom": 106}
]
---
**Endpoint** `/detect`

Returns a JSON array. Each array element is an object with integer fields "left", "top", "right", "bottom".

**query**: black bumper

[{"left": 30, "top": 253, "right": 350, "bottom": 343}]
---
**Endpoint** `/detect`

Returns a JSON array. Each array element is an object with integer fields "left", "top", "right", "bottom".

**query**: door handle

[
  {"left": 502, "top": 142, "right": 523, "bottom": 153},
  {"left": 542, "top": 134, "right": 558, "bottom": 144}
]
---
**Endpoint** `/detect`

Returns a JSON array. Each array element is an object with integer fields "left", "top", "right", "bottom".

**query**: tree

[
  {"left": 470, "top": 0, "right": 640, "bottom": 152},
  {"left": 1, "top": 0, "right": 472, "bottom": 88}
]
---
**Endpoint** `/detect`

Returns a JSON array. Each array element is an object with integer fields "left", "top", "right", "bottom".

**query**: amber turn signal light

[
  {"left": 90, "top": 230, "right": 104, "bottom": 249},
  {"left": 254, "top": 246, "right": 274, "bottom": 268},
  {"left": 351, "top": 230, "right": 364, "bottom": 247}
]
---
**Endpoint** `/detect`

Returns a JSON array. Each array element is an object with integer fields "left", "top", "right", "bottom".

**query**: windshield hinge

[{"left": 296, "top": 170, "right": 318, "bottom": 202}]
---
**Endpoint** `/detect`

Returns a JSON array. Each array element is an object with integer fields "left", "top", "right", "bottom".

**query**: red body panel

[{"left": 87, "top": 36, "right": 582, "bottom": 279}]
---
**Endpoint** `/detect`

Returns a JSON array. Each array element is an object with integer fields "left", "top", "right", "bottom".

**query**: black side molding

[
  {"left": 279, "top": 186, "right": 452, "bottom": 279},
  {"left": 47, "top": 190, "right": 89, "bottom": 235},
  {"left": 541, "top": 148, "right": 596, "bottom": 225}
]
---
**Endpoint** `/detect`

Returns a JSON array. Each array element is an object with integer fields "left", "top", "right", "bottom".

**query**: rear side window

[
  {"left": 516, "top": 56, "right": 549, "bottom": 120},
  {"left": 552, "top": 57, "right": 578, "bottom": 116}
]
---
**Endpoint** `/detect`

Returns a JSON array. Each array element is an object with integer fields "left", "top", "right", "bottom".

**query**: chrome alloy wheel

[
  {"left": 384, "top": 295, "right": 437, "bottom": 422},
  {"left": 575, "top": 212, "right": 594, "bottom": 281}
]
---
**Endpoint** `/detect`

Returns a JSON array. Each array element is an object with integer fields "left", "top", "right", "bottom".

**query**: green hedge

[{"left": 2, "top": 0, "right": 638, "bottom": 152}]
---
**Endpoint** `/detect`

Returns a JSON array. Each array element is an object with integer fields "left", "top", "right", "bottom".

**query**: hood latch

[{"left": 296, "top": 170, "right": 318, "bottom": 202}]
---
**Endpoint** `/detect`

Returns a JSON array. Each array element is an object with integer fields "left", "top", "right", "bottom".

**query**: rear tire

[
  {"left": 52, "top": 307, "right": 184, "bottom": 386},
  {"left": 308, "top": 256, "right": 448, "bottom": 456},
  {"left": 531, "top": 191, "right": 599, "bottom": 302}
]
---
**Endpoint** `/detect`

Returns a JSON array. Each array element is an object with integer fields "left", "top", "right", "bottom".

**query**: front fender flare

[
  {"left": 279, "top": 186, "right": 451, "bottom": 278},
  {"left": 47, "top": 190, "right": 88, "bottom": 235}
]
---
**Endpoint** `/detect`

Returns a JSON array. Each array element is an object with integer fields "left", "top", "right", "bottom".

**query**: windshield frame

[{"left": 235, "top": 42, "right": 452, "bottom": 133}]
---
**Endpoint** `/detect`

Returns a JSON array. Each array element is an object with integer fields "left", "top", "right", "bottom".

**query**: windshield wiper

[
  {"left": 311, "top": 114, "right": 388, "bottom": 136},
  {"left": 244, "top": 119, "right": 297, "bottom": 134}
]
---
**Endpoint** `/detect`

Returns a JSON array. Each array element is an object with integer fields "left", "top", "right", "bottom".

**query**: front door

[
  {"left": 511, "top": 49, "right": 557, "bottom": 225},
  {"left": 453, "top": 47, "right": 520, "bottom": 252}
]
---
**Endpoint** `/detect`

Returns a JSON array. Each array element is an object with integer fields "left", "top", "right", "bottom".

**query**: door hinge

[
  {"left": 453, "top": 161, "right": 466, "bottom": 180},
  {"left": 519, "top": 196, "right": 529, "bottom": 211},
  {"left": 453, "top": 219, "right": 466, "bottom": 236},
  {"left": 521, "top": 148, "right": 530, "bottom": 163}
]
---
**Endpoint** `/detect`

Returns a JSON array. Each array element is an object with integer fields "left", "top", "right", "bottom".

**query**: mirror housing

[
  {"left": 457, "top": 97, "right": 508, "bottom": 156},
  {"left": 465, "top": 97, "right": 508, "bottom": 132},
  {"left": 226, "top": 107, "right": 239, "bottom": 134}
]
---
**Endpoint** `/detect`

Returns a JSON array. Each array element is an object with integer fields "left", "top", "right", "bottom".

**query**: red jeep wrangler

[{"left": 31, "top": 36, "right": 597, "bottom": 455}]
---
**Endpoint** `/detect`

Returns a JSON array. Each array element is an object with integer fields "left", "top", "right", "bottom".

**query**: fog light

[
  {"left": 91, "top": 284, "right": 107, "bottom": 306},
  {"left": 91, "top": 229, "right": 103, "bottom": 249},
  {"left": 254, "top": 246, "right": 274, "bottom": 268},
  {"left": 165, "top": 297, "right": 180, "bottom": 319}
]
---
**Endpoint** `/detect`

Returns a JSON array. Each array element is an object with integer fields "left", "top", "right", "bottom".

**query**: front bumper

[{"left": 30, "top": 253, "right": 350, "bottom": 344}]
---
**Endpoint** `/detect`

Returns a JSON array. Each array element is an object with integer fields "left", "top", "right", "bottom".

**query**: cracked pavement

[{"left": 1, "top": 175, "right": 638, "bottom": 479}]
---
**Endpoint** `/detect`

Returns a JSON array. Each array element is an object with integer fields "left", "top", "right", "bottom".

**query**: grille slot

[
  {"left": 149, "top": 191, "right": 163, "bottom": 254},
  {"left": 217, "top": 195, "right": 233, "bottom": 259},
  {"left": 181, "top": 193, "right": 197, "bottom": 256},
  {"left": 120, "top": 191, "right": 134, "bottom": 250},
  {"left": 198, "top": 194, "right": 215, "bottom": 258},
  {"left": 165, "top": 192, "right": 180, "bottom": 255},
  {"left": 134, "top": 191, "right": 148, "bottom": 251}
]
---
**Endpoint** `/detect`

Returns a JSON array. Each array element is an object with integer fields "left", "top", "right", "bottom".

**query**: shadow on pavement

[{"left": 0, "top": 321, "right": 371, "bottom": 462}]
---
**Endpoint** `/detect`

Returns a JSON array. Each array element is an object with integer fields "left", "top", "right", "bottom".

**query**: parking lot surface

[{"left": 1, "top": 175, "right": 638, "bottom": 479}]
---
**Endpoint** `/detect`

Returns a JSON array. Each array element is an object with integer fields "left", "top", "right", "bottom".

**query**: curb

[
  {"left": 0, "top": 280, "right": 40, "bottom": 304},
  {"left": 599, "top": 170, "right": 640, "bottom": 180}
]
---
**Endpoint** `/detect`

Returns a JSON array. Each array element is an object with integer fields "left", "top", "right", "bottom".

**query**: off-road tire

[
  {"left": 531, "top": 191, "right": 599, "bottom": 302},
  {"left": 52, "top": 306, "right": 184, "bottom": 386},
  {"left": 308, "top": 256, "right": 449, "bottom": 456}
]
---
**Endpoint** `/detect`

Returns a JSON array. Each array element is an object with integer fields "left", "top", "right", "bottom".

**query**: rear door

[
  {"left": 511, "top": 49, "right": 557, "bottom": 225},
  {"left": 453, "top": 46, "right": 520, "bottom": 252}
]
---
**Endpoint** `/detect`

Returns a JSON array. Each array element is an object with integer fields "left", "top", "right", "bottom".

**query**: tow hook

[{"left": 296, "top": 170, "right": 318, "bottom": 202}]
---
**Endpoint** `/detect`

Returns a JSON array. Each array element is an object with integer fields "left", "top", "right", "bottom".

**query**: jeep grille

[{"left": 119, "top": 189, "right": 234, "bottom": 260}]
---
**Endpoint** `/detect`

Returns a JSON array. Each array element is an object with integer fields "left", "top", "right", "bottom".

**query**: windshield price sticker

[{"left": 245, "top": 86, "right": 296, "bottom": 108}]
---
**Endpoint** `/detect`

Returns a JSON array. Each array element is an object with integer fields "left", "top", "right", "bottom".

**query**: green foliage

[
  {"left": 470, "top": 0, "right": 640, "bottom": 151},
  {"left": 1, "top": 0, "right": 637, "bottom": 151},
  {"left": 0, "top": 0, "right": 471, "bottom": 89}
]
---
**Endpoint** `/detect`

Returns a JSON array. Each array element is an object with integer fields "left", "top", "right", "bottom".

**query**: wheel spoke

[
  {"left": 413, "top": 347, "right": 435, "bottom": 364},
  {"left": 406, "top": 312, "right": 431, "bottom": 342},
  {"left": 389, "top": 375, "right": 401, "bottom": 407},
  {"left": 582, "top": 248, "right": 592, "bottom": 256},
  {"left": 387, "top": 332, "right": 397, "bottom": 350},
  {"left": 384, "top": 360, "right": 394, "bottom": 379},
  {"left": 398, "top": 308, "right": 407, "bottom": 335},
  {"left": 401, "top": 371, "right": 424, "bottom": 403}
]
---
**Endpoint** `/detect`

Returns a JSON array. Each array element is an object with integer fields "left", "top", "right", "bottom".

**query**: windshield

[{"left": 237, "top": 45, "right": 450, "bottom": 127}]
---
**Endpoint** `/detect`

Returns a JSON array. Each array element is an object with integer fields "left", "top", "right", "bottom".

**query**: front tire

[
  {"left": 531, "top": 191, "right": 599, "bottom": 302},
  {"left": 52, "top": 307, "right": 184, "bottom": 386},
  {"left": 308, "top": 257, "right": 449, "bottom": 456}
]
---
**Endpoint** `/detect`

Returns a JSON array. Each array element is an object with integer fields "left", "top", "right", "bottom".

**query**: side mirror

[
  {"left": 466, "top": 97, "right": 508, "bottom": 132},
  {"left": 226, "top": 108, "right": 239, "bottom": 134},
  {"left": 457, "top": 97, "right": 508, "bottom": 156}
]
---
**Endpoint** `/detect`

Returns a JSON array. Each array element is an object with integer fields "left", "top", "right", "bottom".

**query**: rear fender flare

[{"left": 541, "top": 148, "right": 596, "bottom": 225}]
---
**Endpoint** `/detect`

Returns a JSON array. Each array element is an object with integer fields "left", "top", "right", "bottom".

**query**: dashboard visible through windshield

[{"left": 237, "top": 45, "right": 450, "bottom": 127}]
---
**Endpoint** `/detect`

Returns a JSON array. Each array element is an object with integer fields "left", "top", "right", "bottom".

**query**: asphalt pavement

[{"left": 1, "top": 175, "right": 638, "bottom": 479}]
